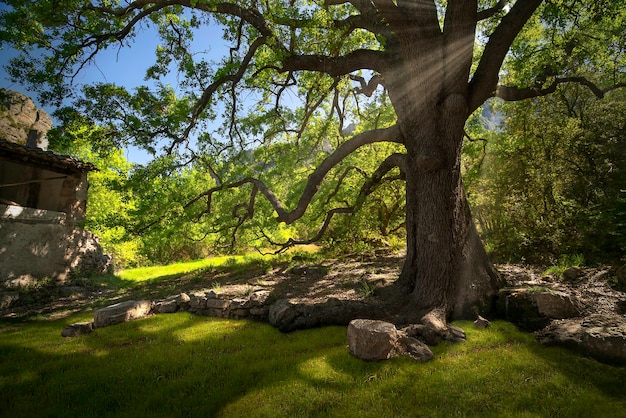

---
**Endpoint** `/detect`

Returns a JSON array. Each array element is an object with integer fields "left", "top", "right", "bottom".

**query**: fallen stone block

[{"left": 93, "top": 300, "right": 151, "bottom": 328}]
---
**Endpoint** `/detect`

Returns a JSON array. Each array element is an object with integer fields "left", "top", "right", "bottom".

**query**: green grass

[
  {"left": 1, "top": 316, "right": 624, "bottom": 417},
  {"left": 117, "top": 255, "right": 264, "bottom": 282}
]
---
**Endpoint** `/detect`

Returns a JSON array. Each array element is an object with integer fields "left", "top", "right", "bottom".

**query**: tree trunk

[{"left": 391, "top": 92, "right": 502, "bottom": 323}]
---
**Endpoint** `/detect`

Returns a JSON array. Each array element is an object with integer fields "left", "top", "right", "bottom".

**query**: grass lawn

[{"left": 1, "top": 313, "right": 625, "bottom": 417}]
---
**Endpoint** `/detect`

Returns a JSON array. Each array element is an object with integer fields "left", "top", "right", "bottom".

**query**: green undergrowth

[{"left": 1, "top": 316, "right": 624, "bottom": 417}]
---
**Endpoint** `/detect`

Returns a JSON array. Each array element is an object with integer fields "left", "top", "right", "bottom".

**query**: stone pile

[{"left": 61, "top": 289, "right": 272, "bottom": 337}]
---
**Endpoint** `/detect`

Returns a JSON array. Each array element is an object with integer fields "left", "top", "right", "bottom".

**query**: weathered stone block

[
  {"left": 190, "top": 295, "right": 207, "bottom": 309},
  {"left": 347, "top": 319, "right": 399, "bottom": 361},
  {"left": 93, "top": 300, "right": 151, "bottom": 328},
  {"left": 154, "top": 298, "right": 178, "bottom": 314},
  {"left": 250, "top": 290, "right": 270, "bottom": 307},
  {"left": 206, "top": 299, "right": 230, "bottom": 309},
  {"left": 537, "top": 314, "right": 626, "bottom": 364}
]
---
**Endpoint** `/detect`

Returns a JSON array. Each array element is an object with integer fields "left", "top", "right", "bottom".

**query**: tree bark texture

[{"left": 384, "top": 26, "right": 502, "bottom": 321}]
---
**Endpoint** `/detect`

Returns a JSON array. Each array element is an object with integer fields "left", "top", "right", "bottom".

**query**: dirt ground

[{"left": 2, "top": 251, "right": 625, "bottom": 321}]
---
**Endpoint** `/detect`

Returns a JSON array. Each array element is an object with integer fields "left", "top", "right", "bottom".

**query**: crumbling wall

[{"left": 0, "top": 205, "right": 112, "bottom": 289}]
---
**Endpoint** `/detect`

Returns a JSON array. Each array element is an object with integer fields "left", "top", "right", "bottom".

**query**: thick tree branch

[
  {"left": 350, "top": 74, "right": 384, "bottom": 96},
  {"left": 259, "top": 207, "right": 354, "bottom": 253},
  {"left": 468, "top": 0, "right": 544, "bottom": 112},
  {"left": 282, "top": 49, "right": 388, "bottom": 76},
  {"left": 496, "top": 77, "right": 626, "bottom": 101},
  {"left": 477, "top": 0, "right": 507, "bottom": 21},
  {"left": 186, "top": 125, "right": 403, "bottom": 227},
  {"left": 355, "top": 153, "right": 407, "bottom": 211}
]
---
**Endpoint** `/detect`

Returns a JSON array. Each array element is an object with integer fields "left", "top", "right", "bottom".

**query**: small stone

[
  {"left": 474, "top": 315, "right": 491, "bottom": 329},
  {"left": 61, "top": 322, "right": 94, "bottom": 337},
  {"left": 177, "top": 293, "right": 191, "bottom": 305}
]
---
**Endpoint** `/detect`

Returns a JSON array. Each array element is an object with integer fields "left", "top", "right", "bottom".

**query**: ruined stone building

[{"left": 0, "top": 89, "right": 110, "bottom": 290}]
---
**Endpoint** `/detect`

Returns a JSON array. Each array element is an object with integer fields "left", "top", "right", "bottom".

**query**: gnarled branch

[
  {"left": 496, "top": 77, "right": 626, "bottom": 101},
  {"left": 186, "top": 125, "right": 404, "bottom": 225}
]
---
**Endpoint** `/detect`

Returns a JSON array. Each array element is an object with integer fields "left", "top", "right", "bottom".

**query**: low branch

[
  {"left": 260, "top": 207, "right": 354, "bottom": 253},
  {"left": 186, "top": 125, "right": 403, "bottom": 225}
]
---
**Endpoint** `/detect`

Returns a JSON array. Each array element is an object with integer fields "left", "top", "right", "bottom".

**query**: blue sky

[{"left": 0, "top": 19, "right": 227, "bottom": 164}]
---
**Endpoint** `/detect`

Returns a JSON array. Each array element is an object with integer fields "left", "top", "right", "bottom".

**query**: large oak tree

[{"left": 2, "top": 0, "right": 624, "bottom": 332}]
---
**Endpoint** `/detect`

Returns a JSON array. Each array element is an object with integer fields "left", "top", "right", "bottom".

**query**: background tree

[
  {"left": 2, "top": 0, "right": 624, "bottom": 331},
  {"left": 467, "top": 87, "right": 626, "bottom": 265}
]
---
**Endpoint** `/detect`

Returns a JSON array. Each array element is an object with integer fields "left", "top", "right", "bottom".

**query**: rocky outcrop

[
  {"left": 497, "top": 287, "right": 583, "bottom": 331},
  {"left": 498, "top": 264, "right": 626, "bottom": 364},
  {"left": 0, "top": 89, "right": 52, "bottom": 149},
  {"left": 537, "top": 314, "right": 626, "bottom": 364}
]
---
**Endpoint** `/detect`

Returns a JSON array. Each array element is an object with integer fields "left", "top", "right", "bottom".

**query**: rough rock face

[
  {"left": 537, "top": 314, "right": 626, "bottom": 364},
  {"left": 347, "top": 319, "right": 434, "bottom": 362},
  {"left": 0, "top": 89, "right": 52, "bottom": 149},
  {"left": 497, "top": 287, "right": 583, "bottom": 331}
]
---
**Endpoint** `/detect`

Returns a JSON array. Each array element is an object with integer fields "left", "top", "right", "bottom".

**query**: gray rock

[
  {"left": 250, "top": 290, "right": 270, "bottom": 307},
  {"left": 347, "top": 319, "right": 399, "bottom": 361},
  {"left": 269, "top": 299, "right": 297, "bottom": 330},
  {"left": 347, "top": 319, "right": 434, "bottom": 362},
  {"left": 474, "top": 315, "right": 491, "bottom": 329},
  {"left": 206, "top": 298, "right": 230, "bottom": 309},
  {"left": 154, "top": 298, "right": 178, "bottom": 314},
  {"left": 177, "top": 293, "right": 191, "bottom": 305},
  {"left": 61, "top": 322, "right": 94, "bottom": 337},
  {"left": 93, "top": 300, "right": 151, "bottom": 328},
  {"left": 537, "top": 314, "right": 626, "bottom": 364},
  {"left": 535, "top": 290, "right": 582, "bottom": 318},
  {"left": 497, "top": 287, "right": 582, "bottom": 331}
]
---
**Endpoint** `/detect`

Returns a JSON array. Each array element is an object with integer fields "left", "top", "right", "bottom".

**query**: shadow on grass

[{"left": 1, "top": 313, "right": 624, "bottom": 417}]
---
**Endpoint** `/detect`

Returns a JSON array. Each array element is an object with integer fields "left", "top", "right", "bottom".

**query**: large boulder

[
  {"left": 93, "top": 300, "right": 152, "bottom": 328},
  {"left": 347, "top": 319, "right": 433, "bottom": 362},
  {"left": 497, "top": 287, "right": 583, "bottom": 331},
  {"left": 537, "top": 314, "right": 626, "bottom": 364}
]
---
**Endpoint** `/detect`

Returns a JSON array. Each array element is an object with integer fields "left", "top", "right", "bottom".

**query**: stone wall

[{"left": 0, "top": 204, "right": 111, "bottom": 288}]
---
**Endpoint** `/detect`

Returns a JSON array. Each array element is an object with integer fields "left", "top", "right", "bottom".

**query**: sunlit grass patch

[
  {"left": 1, "top": 316, "right": 624, "bottom": 417},
  {"left": 115, "top": 246, "right": 320, "bottom": 284}
]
